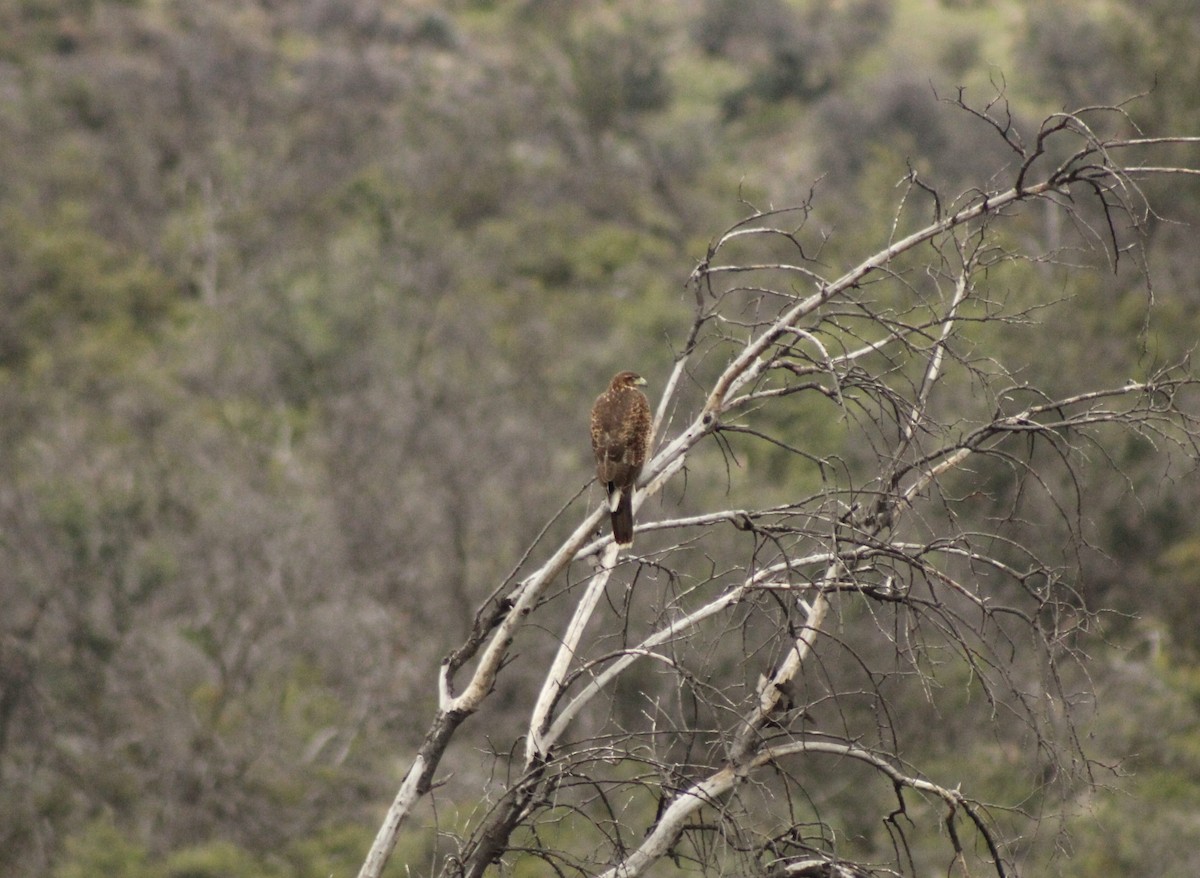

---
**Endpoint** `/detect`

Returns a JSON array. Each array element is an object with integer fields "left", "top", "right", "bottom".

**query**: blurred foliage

[
  {"left": 52, "top": 817, "right": 415, "bottom": 878},
  {"left": 53, "top": 818, "right": 155, "bottom": 878},
  {"left": 2, "top": 0, "right": 1200, "bottom": 875}
]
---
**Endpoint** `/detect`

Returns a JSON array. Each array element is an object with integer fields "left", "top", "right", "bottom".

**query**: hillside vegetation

[{"left": 3, "top": 1, "right": 1200, "bottom": 875}]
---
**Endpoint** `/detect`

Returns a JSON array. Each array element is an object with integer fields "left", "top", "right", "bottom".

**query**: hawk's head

[{"left": 612, "top": 371, "right": 647, "bottom": 390}]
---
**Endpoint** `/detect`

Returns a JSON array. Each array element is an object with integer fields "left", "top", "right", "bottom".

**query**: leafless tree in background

[{"left": 359, "top": 101, "right": 1200, "bottom": 878}]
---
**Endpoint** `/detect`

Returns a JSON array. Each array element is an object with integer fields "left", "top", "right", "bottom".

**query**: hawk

[{"left": 590, "top": 370, "right": 651, "bottom": 547}]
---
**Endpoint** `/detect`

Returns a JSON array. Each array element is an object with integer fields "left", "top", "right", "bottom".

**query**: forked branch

[{"left": 358, "top": 104, "right": 1200, "bottom": 878}]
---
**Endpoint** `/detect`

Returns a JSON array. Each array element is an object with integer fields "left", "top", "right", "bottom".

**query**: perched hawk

[{"left": 590, "top": 371, "right": 651, "bottom": 547}]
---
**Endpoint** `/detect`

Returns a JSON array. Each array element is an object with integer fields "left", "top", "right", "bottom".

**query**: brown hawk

[{"left": 590, "top": 371, "right": 651, "bottom": 546}]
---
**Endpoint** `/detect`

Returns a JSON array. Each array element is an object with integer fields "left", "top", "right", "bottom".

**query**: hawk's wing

[
  {"left": 591, "top": 382, "right": 651, "bottom": 547},
  {"left": 591, "top": 386, "right": 650, "bottom": 488}
]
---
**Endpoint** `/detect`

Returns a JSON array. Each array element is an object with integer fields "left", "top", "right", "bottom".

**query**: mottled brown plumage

[{"left": 590, "top": 371, "right": 651, "bottom": 546}]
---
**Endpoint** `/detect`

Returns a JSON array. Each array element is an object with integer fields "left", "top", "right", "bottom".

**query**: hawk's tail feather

[{"left": 611, "top": 488, "right": 634, "bottom": 547}]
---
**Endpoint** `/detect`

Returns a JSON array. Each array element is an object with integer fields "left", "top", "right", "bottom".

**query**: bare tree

[{"left": 358, "top": 100, "right": 1200, "bottom": 878}]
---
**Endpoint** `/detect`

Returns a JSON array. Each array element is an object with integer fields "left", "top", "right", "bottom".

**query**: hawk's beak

[{"left": 635, "top": 377, "right": 647, "bottom": 386}]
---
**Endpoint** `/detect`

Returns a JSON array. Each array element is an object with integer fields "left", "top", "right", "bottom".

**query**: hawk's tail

[{"left": 611, "top": 488, "right": 634, "bottom": 547}]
